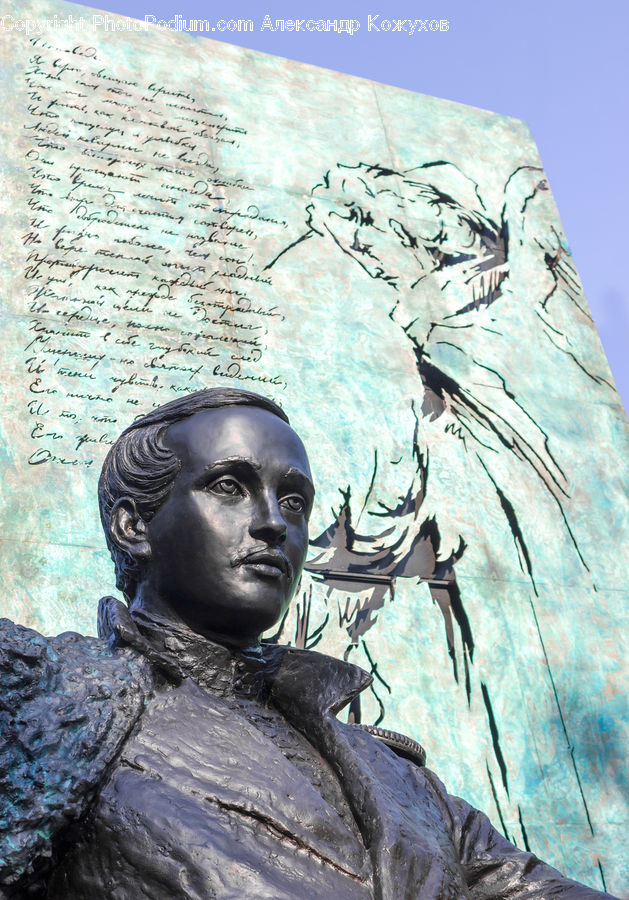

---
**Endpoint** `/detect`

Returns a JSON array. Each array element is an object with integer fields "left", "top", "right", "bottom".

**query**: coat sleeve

[
  {"left": 431, "top": 775, "right": 618, "bottom": 900},
  {"left": 0, "top": 618, "right": 149, "bottom": 897}
]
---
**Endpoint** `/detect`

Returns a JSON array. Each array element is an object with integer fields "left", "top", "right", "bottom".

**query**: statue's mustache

[{"left": 231, "top": 548, "right": 293, "bottom": 579}]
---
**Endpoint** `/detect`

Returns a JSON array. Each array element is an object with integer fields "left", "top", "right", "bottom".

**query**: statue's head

[{"left": 98, "top": 388, "right": 314, "bottom": 646}]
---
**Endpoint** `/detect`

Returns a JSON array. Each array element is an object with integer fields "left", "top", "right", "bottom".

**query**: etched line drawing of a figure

[{"left": 265, "top": 161, "right": 617, "bottom": 874}]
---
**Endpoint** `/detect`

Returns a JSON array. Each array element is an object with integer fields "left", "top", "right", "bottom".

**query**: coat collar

[
  {"left": 269, "top": 645, "right": 373, "bottom": 720},
  {"left": 97, "top": 596, "right": 372, "bottom": 717}
]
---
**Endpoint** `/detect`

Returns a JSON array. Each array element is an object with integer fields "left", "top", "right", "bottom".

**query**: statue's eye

[
  {"left": 209, "top": 478, "right": 241, "bottom": 496},
  {"left": 280, "top": 495, "right": 306, "bottom": 513}
]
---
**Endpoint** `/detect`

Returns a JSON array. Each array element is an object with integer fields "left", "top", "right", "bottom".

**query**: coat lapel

[{"left": 271, "top": 648, "right": 469, "bottom": 900}]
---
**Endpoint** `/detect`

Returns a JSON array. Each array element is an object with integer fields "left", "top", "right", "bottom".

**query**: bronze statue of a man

[{"left": 0, "top": 389, "right": 616, "bottom": 898}]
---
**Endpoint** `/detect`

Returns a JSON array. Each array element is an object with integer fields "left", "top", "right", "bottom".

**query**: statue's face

[{"left": 142, "top": 406, "right": 314, "bottom": 645}]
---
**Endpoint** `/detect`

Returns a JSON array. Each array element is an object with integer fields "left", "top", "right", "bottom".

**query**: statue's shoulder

[
  {"left": 0, "top": 615, "right": 149, "bottom": 691},
  {"left": 0, "top": 616, "right": 152, "bottom": 720},
  {"left": 0, "top": 617, "right": 153, "bottom": 896}
]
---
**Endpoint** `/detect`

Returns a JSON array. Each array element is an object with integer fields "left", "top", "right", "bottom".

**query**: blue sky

[{"left": 74, "top": 0, "right": 629, "bottom": 412}]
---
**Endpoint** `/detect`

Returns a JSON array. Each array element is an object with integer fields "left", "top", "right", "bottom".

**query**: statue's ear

[{"left": 109, "top": 498, "right": 151, "bottom": 561}]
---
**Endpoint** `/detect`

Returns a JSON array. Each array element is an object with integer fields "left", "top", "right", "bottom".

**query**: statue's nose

[{"left": 249, "top": 495, "right": 287, "bottom": 545}]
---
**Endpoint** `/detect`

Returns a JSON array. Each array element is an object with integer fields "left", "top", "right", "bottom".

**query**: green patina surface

[{"left": 0, "top": 1, "right": 627, "bottom": 892}]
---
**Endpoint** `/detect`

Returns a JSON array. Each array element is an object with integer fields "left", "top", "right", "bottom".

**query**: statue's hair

[{"left": 98, "top": 388, "right": 289, "bottom": 603}]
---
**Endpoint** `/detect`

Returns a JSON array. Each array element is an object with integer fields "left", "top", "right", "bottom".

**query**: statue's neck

[{"left": 129, "top": 586, "right": 262, "bottom": 651}]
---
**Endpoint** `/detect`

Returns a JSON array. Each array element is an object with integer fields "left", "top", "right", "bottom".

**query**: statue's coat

[{"left": 0, "top": 614, "right": 614, "bottom": 900}]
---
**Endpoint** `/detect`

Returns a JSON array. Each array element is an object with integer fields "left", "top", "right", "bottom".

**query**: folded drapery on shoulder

[{"left": 0, "top": 617, "right": 152, "bottom": 896}]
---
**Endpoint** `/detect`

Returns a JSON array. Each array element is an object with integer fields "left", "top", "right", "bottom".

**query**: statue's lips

[{"left": 234, "top": 550, "right": 291, "bottom": 579}]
